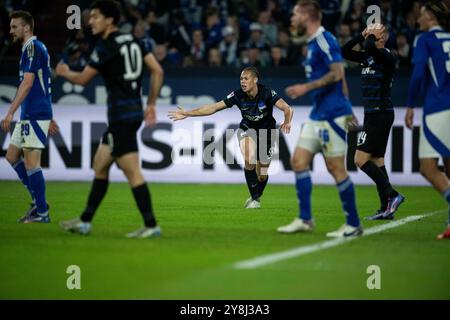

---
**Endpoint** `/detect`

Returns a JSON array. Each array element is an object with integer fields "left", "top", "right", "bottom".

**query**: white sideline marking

[{"left": 233, "top": 211, "right": 444, "bottom": 270}]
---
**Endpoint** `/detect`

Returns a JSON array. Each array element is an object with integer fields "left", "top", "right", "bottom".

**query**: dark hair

[
  {"left": 10, "top": 10, "right": 34, "bottom": 32},
  {"left": 90, "top": 0, "right": 121, "bottom": 25},
  {"left": 425, "top": 0, "right": 450, "bottom": 31},
  {"left": 242, "top": 66, "right": 260, "bottom": 79},
  {"left": 297, "top": 0, "right": 322, "bottom": 22}
]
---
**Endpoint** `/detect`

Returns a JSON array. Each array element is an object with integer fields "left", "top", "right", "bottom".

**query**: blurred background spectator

[{"left": 0, "top": 0, "right": 427, "bottom": 72}]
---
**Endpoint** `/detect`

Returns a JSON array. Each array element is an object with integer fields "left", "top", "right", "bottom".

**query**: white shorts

[
  {"left": 419, "top": 109, "right": 450, "bottom": 159},
  {"left": 296, "top": 115, "right": 350, "bottom": 157},
  {"left": 10, "top": 120, "right": 50, "bottom": 149}
]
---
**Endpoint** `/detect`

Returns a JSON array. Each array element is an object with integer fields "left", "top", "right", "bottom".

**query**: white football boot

[
  {"left": 277, "top": 218, "right": 314, "bottom": 234},
  {"left": 126, "top": 226, "right": 162, "bottom": 238},
  {"left": 326, "top": 224, "right": 363, "bottom": 238},
  {"left": 60, "top": 218, "right": 91, "bottom": 235}
]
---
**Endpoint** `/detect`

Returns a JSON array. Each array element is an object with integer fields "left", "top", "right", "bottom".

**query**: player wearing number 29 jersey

[{"left": 57, "top": 0, "right": 164, "bottom": 238}]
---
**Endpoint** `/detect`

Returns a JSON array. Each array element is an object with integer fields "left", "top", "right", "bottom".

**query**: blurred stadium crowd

[{"left": 0, "top": 0, "right": 426, "bottom": 70}]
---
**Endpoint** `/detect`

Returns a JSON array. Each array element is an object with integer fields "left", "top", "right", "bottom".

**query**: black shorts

[
  {"left": 357, "top": 111, "right": 394, "bottom": 157},
  {"left": 101, "top": 121, "right": 142, "bottom": 157},
  {"left": 237, "top": 124, "right": 277, "bottom": 164}
]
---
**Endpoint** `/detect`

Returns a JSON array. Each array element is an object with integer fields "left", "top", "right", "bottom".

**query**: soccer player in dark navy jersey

[
  {"left": 168, "top": 67, "right": 293, "bottom": 208},
  {"left": 1, "top": 11, "right": 58, "bottom": 223},
  {"left": 342, "top": 23, "right": 405, "bottom": 220},
  {"left": 56, "top": 0, "right": 164, "bottom": 238}
]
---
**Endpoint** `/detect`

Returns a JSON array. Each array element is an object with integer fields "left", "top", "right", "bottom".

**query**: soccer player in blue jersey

[
  {"left": 1, "top": 11, "right": 56, "bottom": 223},
  {"left": 277, "top": 0, "right": 362, "bottom": 237},
  {"left": 405, "top": 0, "right": 450, "bottom": 240}
]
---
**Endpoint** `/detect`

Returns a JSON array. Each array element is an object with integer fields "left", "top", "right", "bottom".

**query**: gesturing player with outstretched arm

[
  {"left": 405, "top": 0, "right": 450, "bottom": 239},
  {"left": 168, "top": 66, "right": 293, "bottom": 209},
  {"left": 56, "top": 0, "right": 164, "bottom": 238},
  {"left": 1, "top": 11, "right": 57, "bottom": 223}
]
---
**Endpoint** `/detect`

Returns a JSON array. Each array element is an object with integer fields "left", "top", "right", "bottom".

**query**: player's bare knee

[
  {"left": 93, "top": 160, "right": 110, "bottom": 177},
  {"left": 124, "top": 168, "right": 144, "bottom": 186},
  {"left": 354, "top": 156, "right": 366, "bottom": 168},
  {"left": 354, "top": 151, "right": 370, "bottom": 168},
  {"left": 5, "top": 152, "right": 19, "bottom": 166},
  {"left": 419, "top": 164, "right": 434, "bottom": 178},
  {"left": 245, "top": 162, "right": 256, "bottom": 171},
  {"left": 291, "top": 157, "right": 307, "bottom": 172},
  {"left": 258, "top": 174, "right": 268, "bottom": 182}
]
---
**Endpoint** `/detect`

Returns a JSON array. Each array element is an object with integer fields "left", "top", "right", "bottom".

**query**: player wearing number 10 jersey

[
  {"left": 56, "top": 0, "right": 164, "bottom": 238},
  {"left": 405, "top": 0, "right": 450, "bottom": 239}
]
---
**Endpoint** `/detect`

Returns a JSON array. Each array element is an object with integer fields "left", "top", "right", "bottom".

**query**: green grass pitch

[{"left": 0, "top": 180, "right": 449, "bottom": 299}]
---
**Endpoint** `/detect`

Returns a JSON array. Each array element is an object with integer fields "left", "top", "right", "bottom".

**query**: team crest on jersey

[
  {"left": 271, "top": 90, "right": 277, "bottom": 97},
  {"left": 90, "top": 50, "right": 99, "bottom": 63},
  {"left": 227, "top": 91, "right": 234, "bottom": 99}
]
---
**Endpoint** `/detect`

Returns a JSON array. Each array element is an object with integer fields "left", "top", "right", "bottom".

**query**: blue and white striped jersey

[
  {"left": 19, "top": 36, "right": 52, "bottom": 120},
  {"left": 407, "top": 26, "right": 450, "bottom": 115},
  {"left": 304, "top": 26, "right": 352, "bottom": 120}
]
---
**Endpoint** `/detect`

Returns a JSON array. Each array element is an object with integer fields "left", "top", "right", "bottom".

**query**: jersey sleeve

[
  {"left": 223, "top": 91, "right": 238, "bottom": 108},
  {"left": 23, "top": 42, "right": 42, "bottom": 74},
  {"left": 407, "top": 35, "right": 429, "bottom": 107},
  {"left": 269, "top": 88, "right": 280, "bottom": 105},
  {"left": 139, "top": 37, "right": 154, "bottom": 57},
  {"left": 411, "top": 34, "right": 429, "bottom": 65},
  {"left": 88, "top": 43, "right": 112, "bottom": 71},
  {"left": 317, "top": 34, "right": 343, "bottom": 66}
]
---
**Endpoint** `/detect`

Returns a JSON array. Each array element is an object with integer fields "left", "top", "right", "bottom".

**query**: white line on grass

[{"left": 233, "top": 210, "right": 445, "bottom": 270}]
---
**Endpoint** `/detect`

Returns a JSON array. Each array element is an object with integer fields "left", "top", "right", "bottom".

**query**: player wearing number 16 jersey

[
  {"left": 56, "top": 0, "right": 164, "bottom": 238},
  {"left": 405, "top": 0, "right": 450, "bottom": 239}
]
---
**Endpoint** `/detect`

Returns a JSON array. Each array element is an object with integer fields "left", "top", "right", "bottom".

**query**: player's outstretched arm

[
  {"left": 1, "top": 72, "right": 34, "bottom": 132},
  {"left": 144, "top": 53, "right": 164, "bottom": 127},
  {"left": 274, "top": 98, "right": 293, "bottom": 134},
  {"left": 285, "top": 63, "right": 344, "bottom": 99},
  {"left": 168, "top": 101, "right": 228, "bottom": 121},
  {"left": 55, "top": 63, "right": 98, "bottom": 86},
  {"left": 307, "top": 62, "right": 344, "bottom": 91}
]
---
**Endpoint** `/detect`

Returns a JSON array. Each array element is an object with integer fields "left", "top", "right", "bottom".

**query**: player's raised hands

[
  {"left": 285, "top": 84, "right": 309, "bottom": 99},
  {"left": 168, "top": 105, "right": 188, "bottom": 121},
  {"left": 405, "top": 107, "right": 414, "bottom": 129},
  {"left": 366, "top": 23, "right": 385, "bottom": 40},
  {"left": 1, "top": 112, "right": 13, "bottom": 132},
  {"left": 144, "top": 105, "right": 157, "bottom": 127}
]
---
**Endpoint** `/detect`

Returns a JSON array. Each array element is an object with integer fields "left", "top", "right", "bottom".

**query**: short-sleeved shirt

[
  {"left": 223, "top": 84, "right": 280, "bottom": 129},
  {"left": 19, "top": 36, "right": 52, "bottom": 120},
  {"left": 408, "top": 27, "right": 450, "bottom": 115},
  {"left": 304, "top": 26, "right": 352, "bottom": 120},
  {"left": 88, "top": 31, "right": 153, "bottom": 124}
]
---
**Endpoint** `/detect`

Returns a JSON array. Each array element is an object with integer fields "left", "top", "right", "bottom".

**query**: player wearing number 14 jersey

[
  {"left": 405, "top": 0, "right": 450, "bottom": 239},
  {"left": 56, "top": 0, "right": 164, "bottom": 238}
]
